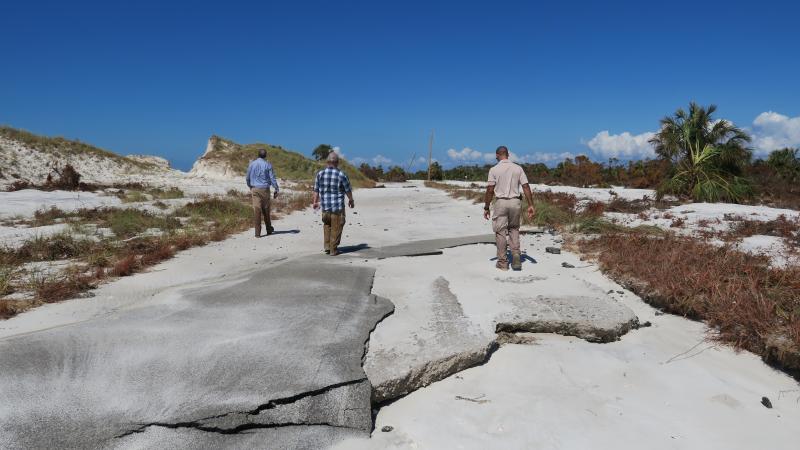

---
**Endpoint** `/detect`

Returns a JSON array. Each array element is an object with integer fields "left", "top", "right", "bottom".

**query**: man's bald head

[
  {"left": 258, "top": 149, "right": 267, "bottom": 159},
  {"left": 496, "top": 146, "right": 509, "bottom": 159},
  {"left": 327, "top": 151, "right": 340, "bottom": 166}
]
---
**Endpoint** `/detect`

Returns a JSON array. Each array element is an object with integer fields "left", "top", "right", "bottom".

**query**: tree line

[{"left": 311, "top": 103, "right": 800, "bottom": 206}]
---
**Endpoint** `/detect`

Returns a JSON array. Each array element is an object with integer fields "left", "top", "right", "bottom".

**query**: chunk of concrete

[
  {"left": 496, "top": 295, "right": 640, "bottom": 343},
  {"left": 364, "top": 277, "right": 495, "bottom": 403}
]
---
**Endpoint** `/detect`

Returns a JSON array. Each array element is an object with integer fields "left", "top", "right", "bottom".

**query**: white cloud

[
  {"left": 350, "top": 156, "right": 366, "bottom": 165},
  {"left": 372, "top": 154, "right": 392, "bottom": 166},
  {"left": 516, "top": 152, "right": 576, "bottom": 164},
  {"left": 447, "top": 147, "right": 485, "bottom": 161},
  {"left": 751, "top": 111, "right": 800, "bottom": 155},
  {"left": 586, "top": 130, "right": 656, "bottom": 158},
  {"left": 332, "top": 146, "right": 344, "bottom": 158}
]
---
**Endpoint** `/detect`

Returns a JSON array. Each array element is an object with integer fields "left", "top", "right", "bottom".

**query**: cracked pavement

[{"left": 0, "top": 261, "right": 392, "bottom": 448}]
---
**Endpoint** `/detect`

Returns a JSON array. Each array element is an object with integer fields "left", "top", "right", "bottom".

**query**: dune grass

[{"left": 203, "top": 135, "right": 374, "bottom": 188}]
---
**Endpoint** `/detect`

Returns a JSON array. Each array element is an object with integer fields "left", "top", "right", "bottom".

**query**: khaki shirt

[{"left": 487, "top": 159, "right": 529, "bottom": 198}]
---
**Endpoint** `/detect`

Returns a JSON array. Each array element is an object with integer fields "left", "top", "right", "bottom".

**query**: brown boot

[
  {"left": 495, "top": 260, "right": 509, "bottom": 271},
  {"left": 511, "top": 252, "right": 522, "bottom": 271}
]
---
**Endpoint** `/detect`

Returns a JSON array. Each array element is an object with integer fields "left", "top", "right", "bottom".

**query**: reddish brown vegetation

[
  {"left": 34, "top": 275, "right": 94, "bottom": 303},
  {"left": 578, "top": 232, "right": 800, "bottom": 377},
  {"left": 111, "top": 254, "right": 136, "bottom": 277}
]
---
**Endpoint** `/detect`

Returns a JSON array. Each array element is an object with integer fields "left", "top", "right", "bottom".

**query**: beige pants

[
  {"left": 322, "top": 210, "right": 346, "bottom": 252},
  {"left": 492, "top": 198, "right": 521, "bottom": 264},
  {"left": 251, "top": 188, "right": 272, "bottom": 235}
]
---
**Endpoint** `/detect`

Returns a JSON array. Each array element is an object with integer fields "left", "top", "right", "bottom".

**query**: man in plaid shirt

[{"left": 312, "top": 152, "right": 355, "bottom": 256}]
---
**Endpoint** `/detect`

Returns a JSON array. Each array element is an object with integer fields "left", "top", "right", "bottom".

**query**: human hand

[
  {"left": 313, "top": 201, "right": 320, "bottom": 210},
  {"left": 483, "top": 209, "right": 490, "bottom": 220},
  {"left": 527, "top": 205, "right": 535, "bottom": 219},
  {"left": 273, "top": 191, "right": 279, "bottom": 199},
  {"left": 348, "top": 199, "right": 355, "bottom": 208}
]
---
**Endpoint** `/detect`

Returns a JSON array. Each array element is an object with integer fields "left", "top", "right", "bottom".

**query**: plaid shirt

[{"left": 314, "top": 167, "right": 352, "bottom": 212}]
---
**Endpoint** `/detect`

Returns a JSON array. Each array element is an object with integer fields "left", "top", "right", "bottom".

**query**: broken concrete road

[
  {"left": 0, "top": 261, "right": 393, "bottom": 449},
  {"left": 362, "top": 242, "right": 642, "bottom": 407}
]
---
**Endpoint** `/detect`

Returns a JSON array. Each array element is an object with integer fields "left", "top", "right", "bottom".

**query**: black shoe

[
  {"left": 266, "top": 226, "right": 275, "bottom": 235},
  {"left": 324, "top": 249, "right": 330, "bottom": 254}
]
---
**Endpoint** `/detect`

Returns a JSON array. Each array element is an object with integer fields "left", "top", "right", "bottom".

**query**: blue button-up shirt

[
  {"left": 314, "top": 167, "right": 352, "bottom": 212},
  {"left": 246, "top": 158, "right": 279, "bottom": 192}
]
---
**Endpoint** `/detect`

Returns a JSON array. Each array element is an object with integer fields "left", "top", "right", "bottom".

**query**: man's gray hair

[
  {"left": 258, "top": 149, "right": 267, "bottom": 158},
  {"left": 327, "top": 152, "right": 340, "bottom": 163}
]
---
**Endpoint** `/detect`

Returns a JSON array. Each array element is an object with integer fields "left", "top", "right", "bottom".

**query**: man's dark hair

[
  {"left": 496, "top": 146, "right": 509, "bottom": 156},
  {"left": 258, "top": 149, "right": 267, "bottom": 159}
]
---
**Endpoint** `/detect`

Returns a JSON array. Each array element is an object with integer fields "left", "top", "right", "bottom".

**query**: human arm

[
  {"left": 269, "top": 164, "right": 279, "bottom": 197},
  {"left": 312, "top": 173, "right": 320, "bottom": 210},
  {"left": 246, "top": 163, "right": 252, "bottom": 189},
  {"left": 522, "top": 184, "right": 535, "bottom": 219},
  {"left": 342, "top": 174, "right": 354, "bottom": 208},
  {"left": 483, "top": 185, "right": 494, "bottom": 220}
]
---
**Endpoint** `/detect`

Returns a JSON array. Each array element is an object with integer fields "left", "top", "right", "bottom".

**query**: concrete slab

[
  {"left": 0, "top": 261, "right": 393, "bottom": 448},
  {"left": 496, "top": 294, "right": 640, "bottom": 343},
  {"left": 365, "top": 277, "right": 495, "bottom": 403},
  {"left": 349, "top": 235, "right": 495, "bottom": 259}
]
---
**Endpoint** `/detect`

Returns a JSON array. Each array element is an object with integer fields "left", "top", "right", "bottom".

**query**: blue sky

[{"left": 1, "top": 0, "right": 799, "bottom": 170}]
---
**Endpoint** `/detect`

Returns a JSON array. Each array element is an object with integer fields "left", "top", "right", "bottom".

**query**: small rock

[
  {"left": 616, "top": 290, "right": 624, "bottom": 294},
  {"left": 639, "top": 321, "right": 652, "bottom": 328},
  {"left": 545, "top": 247, "right": 561, "bottom": 254},
  {"left": 352, "top": 211, "right": 358, "bottom": 214},
  {"left": 381, "top": 425, "right": 394, "bottom": 432},
  {"left": 761, "top": 397, "right": 772, "bottom": 409},
  {"left": 383, "top": 229, "right": 389, "bottom": 231},
  {"left": 561, "top": 262, "right": 575, "bottom": 268},
  {"left": 655, "top": 311, "right": 664, "bottom": 316},
  {"left": 607, "top": 290, "right": 614, "bottom": 294}
]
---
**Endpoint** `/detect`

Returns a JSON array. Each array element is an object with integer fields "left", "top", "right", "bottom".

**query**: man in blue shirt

[
  {"left": 246, "top": 148, "right": 280, "bottom": 237},
  {"left": 312, "top": 152, "right": 354, "bottom": 256}
]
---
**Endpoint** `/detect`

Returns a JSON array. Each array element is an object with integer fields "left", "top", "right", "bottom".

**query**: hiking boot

[
  {"left": 511, "top": 252, "right": 522, "bottom": 271},
  {"left": 324, "top": 249, "right": 330, "bottom": 255},
  {"left": 495, "top": 261, "right": 509, "bottom": 271},
  {"left": 330, "top": 247, "right": 338, "bottom": 256},
  {"left": 266, "top": 225, "right": 275, "bottom": 235}
]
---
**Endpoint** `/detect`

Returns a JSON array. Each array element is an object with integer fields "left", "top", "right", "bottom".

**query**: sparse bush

[
  {"left": 16, "top": 233, "right": 93, "bottom": 261},
  {"left": 111, "top": 254, "right": 136, "bottom": 277},
  {"left": 33, "top": 206, "right": 67, "bottom": 226},
  {"left": 0, "top": 265, "right": 14, "bottom": 296},
  {"left": 106, "top": 209, "right": 180, "bottom": 238}
]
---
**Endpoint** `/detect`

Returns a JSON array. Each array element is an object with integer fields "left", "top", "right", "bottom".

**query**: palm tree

[{"left": 649, "top": 102, "right": 753, "bottom": 202}]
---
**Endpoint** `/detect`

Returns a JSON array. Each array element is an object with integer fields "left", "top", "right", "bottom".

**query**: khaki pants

[
  {"left": 492, "top": 198, "right": 521, "bottom": 264},
  {"left": 251, "top": 188, "right": 272, "bottom": 235},
  {"left": 322, "top": 210, "right": 346, "bottom": 252}
]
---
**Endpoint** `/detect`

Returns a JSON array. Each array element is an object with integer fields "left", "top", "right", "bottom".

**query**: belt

[{"left": 496, "top": 196, "right": 521, "bottom": 200}]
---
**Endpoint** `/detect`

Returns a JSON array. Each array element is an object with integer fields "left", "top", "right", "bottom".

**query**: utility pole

[{"left": 427, "top": 129, "right": 434, "bottom": 181}]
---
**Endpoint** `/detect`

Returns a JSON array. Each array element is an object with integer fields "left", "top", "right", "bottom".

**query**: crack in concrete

[{"left": 116, "top": 377, "right": 370, "bottom": 438}]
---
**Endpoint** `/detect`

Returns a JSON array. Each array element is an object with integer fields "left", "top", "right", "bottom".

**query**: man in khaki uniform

[
  {"left": 483, "top": 146, "right": 535, "bottom": 271},
  {"left": 312, "top": 152, "right": 354, "bottom": 256},
  {"left": 246, "top": 149, "right": 280, "bottom": 237}
]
